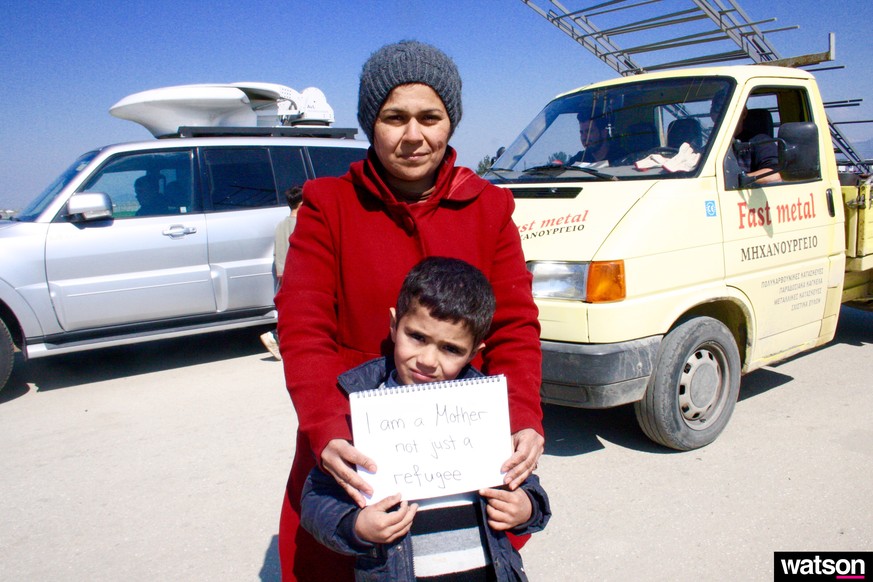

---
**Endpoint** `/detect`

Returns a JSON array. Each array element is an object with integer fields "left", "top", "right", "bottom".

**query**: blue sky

[{"left": 2, "top": 0, "right": 872, "bottom": 210}]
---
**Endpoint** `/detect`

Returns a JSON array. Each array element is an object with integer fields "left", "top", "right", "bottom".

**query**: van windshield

[
  {"left": 14, "top": 150, "right": 100, "bottom": 222},
  {"left": 487, "top": 76, "right": 734, "bottom": 183}
]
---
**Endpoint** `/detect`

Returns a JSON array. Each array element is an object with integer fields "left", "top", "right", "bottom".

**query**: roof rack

[
  {"left": 110, "top": 82, "right": 338, "bottom": 138},
  {"left": 521, "top": 0, "right": 869, "bottom": 173},
  {"left": 172, "top": 126, "right": 358, "bottom": 139}
]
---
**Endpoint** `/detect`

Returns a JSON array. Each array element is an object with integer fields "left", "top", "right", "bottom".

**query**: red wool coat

[{"left": 275, "top": 147, "right": 543, "bottom": 581}]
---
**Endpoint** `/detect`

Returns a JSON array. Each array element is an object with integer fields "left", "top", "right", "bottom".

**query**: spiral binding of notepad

[{"left": 349, "top": 374, "right": 503, "bottom": 399}]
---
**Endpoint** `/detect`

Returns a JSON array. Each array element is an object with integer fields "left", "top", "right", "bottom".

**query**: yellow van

[{"left": 487, "top": 65, "right": 871, "bottom": 450}]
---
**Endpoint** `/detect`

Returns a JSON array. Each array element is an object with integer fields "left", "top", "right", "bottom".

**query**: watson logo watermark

[{"left": 775, "top": 552, "right": 870, "bottom": 581}]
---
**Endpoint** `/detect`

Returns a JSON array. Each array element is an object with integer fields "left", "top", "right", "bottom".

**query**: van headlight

[{"left": 528, "top": 260, "right": 625, "bottom": 302}]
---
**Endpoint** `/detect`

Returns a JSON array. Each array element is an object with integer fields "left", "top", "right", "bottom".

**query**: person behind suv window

[
  {"left": 260, "top": 186, "right": 303, "bottom": 360},
  {"left": 134, "top": 174, "right": 164, "bottom": 216}
]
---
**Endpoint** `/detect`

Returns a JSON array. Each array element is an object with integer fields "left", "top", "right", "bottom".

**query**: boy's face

[{"left": 389, "top": 302, "right": 484, "bottom": 385}]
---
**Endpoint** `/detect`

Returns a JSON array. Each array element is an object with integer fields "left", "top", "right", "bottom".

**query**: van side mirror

[
  {"left": 734, "top": 122, "right": 820, "bottom": 187},
  {"left": 777, "top": 122, "right": 820, "bottom": 181},
  {"left": 66, "top": 192, "right": 114, "bottom": 222}
]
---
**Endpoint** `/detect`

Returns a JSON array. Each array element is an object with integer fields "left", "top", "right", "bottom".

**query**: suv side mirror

[{"left": 66, "top": 192, "right": 114, "bottom": 222}]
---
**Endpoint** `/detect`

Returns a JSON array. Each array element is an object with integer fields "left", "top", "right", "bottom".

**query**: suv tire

[{"left": 0, "top": 319, "right": 13, "bottom": 393}]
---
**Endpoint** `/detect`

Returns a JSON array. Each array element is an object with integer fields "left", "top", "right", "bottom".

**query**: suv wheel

[{"left": 0, "top": 319, "right": 13, "bottom": 393}]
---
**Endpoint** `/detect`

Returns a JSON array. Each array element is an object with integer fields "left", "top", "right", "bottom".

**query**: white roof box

[{"left": 110, "top": 82, "right": 335, "bottom": 138}]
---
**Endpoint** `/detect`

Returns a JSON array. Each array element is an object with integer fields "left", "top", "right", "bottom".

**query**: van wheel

[
  {"left": 634, "top": 317, "right": 740, "bottom": 451},
  {"left": 0, "top": 319, "right": 13, "bottom": 393}
]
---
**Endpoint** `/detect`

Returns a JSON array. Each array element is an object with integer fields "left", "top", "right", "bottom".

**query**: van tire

[
  {"left": 634, "top": 317, "right": 740, "bottom": 450},
  {"left": 0, "top": 319, "right": 13, "bottom": 393}
]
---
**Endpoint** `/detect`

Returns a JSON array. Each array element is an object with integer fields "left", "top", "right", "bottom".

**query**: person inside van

[
  {"left": 710, "top": 89, "right": 781, "bottom": 184},
  {"left": 567, "top": 114, "right": 626, "bottom": 166},
  {"left": 734, "top": 106, "right": 781, "bottom": 183}
]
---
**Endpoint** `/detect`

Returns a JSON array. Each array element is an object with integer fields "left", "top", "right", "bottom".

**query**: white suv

[{"left": 0, "top": 126, "right": 368, "bottom": 392}]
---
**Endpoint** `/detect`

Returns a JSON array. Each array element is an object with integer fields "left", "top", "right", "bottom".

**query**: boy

[{"left": 300, "top": 257, "right": 550, "bottom": 581}]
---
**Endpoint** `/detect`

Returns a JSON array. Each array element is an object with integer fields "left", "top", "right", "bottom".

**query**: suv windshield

[
  {"left": 14, "top": 150, "right": 100, "bottom": 221},
  {"left": 487, "top": 76, "right": 734, "bottom": 183}
]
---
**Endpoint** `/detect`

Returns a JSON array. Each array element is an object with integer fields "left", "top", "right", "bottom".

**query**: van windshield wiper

[{"left": 521, "top": 163, "right": 618, "bottom": 181}]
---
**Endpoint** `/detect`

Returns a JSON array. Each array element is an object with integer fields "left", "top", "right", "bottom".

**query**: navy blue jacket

[{"left": 300, "top": 357, "right": 551, "bottom": 581}]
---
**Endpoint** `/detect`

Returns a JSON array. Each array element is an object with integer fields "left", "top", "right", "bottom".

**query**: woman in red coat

[{"left": 275, "top": 40, "right": 544, "bottom": 581}]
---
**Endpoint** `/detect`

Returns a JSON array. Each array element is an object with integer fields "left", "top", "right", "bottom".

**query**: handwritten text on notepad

[{"left": 350, "top": 376, "right": 511, "bottom": 503}]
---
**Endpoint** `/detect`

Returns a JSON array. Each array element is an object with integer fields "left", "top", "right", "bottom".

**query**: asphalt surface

[{"left": 1, "top": 306, "right": 871, "bottom": 581}]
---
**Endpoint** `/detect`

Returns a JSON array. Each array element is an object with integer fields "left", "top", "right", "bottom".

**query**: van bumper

[{"left": 540, "top": 335, "right": 662, "bottom": 409}]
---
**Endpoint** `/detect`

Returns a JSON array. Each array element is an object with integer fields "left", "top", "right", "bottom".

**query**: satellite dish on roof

[{"left": 110, "top": 82, "right": 335, "bottom": 138}]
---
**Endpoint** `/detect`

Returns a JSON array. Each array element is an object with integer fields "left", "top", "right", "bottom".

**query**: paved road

[{"left": 1, "top": 307, "right": 871, "bottom": 581}]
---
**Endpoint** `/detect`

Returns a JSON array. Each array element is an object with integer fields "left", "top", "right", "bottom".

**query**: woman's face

[{"left": 372, "top": 83, "right": 451, "bottom": 197}]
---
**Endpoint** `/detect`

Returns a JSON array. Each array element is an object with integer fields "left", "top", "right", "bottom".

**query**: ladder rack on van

[{"left": 520, "top": 0, "right": 870, "bottom": 174}]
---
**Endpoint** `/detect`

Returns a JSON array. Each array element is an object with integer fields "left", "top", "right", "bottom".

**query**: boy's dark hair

[
  {"left": 396, "top": 257, "right": 496, "bottom": 346},
  {"left": 285, "top": 186, "right": 303, "bottom": 210}
]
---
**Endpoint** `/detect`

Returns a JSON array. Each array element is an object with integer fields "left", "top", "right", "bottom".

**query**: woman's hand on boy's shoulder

[{"left": 479, "top": 487, "right": 533, "bottom": 531}]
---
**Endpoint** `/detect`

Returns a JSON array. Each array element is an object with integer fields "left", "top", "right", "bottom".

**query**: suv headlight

[{"left": 528, "top": 260, "right": 625, "bottom": 302}]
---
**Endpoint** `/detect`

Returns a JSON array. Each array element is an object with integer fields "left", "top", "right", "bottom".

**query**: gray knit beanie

[{"left": 357, "top": 40, "right": 463, "bottom": 143}]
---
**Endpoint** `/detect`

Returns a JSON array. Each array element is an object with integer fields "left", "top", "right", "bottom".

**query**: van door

[
  {"left": 45, "top": 149, "right": 215, "bottom": 331},
  {"left": 719, "top": 83, "right": 839, "bottom": 363}
]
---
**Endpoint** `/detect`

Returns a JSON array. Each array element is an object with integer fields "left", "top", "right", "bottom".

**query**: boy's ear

[
  {"left": 468, "top": 341, "right": 486, "bottom": 361},
  {"left": 389, "top": 307, "right": 398, "bottom": 342}
]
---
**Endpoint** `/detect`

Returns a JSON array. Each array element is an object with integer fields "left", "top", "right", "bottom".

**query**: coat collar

[{"left": 347, "top": 147, "right": 489, "bottom": 235}]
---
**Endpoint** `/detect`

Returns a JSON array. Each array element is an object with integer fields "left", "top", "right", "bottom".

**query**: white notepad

[{"left": 349, "top": 374, "right": 512, "bottom": 504}]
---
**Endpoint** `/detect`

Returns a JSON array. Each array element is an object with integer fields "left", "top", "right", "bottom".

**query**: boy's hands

[
  {"left": 501, "top": 428, "right": 544, "bottom": 490},
  {"left": 354, "top": 494, "right": 418, "bottom": 544},
  {"left": 321, "top": 439, "right": 376, "bottom": 508},
  {"left": 479, "top": 487, "right": 532, "bottom": 531}
]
